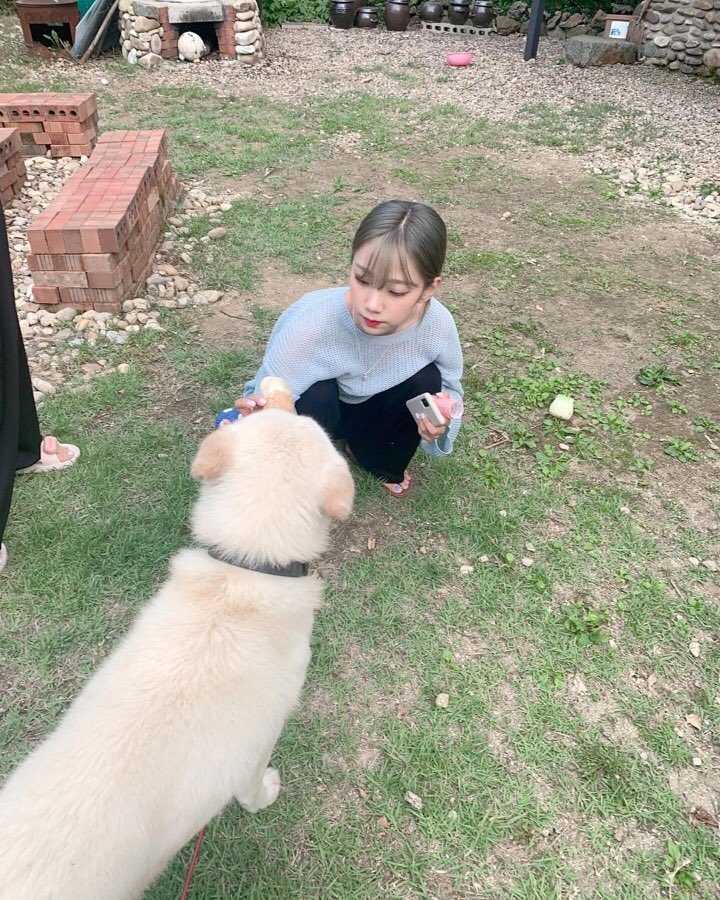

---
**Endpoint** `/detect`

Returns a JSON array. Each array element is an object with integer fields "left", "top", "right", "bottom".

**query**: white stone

[
  {"left": 178, "top": 31, "right": 208, "bottom": 62},
  {"left": 138, "top": 52, "right": 163, "bottom": 68},
  {"left": 128, "top": 48, "right": 138, "bottom": 64},
  {"left": 237, "top": 44, "right": 255, "bottom": 54},
  {"left": 235, "top": 29, "right": 257, "bottom": 44},
  {"left": 234, "top": 19, "right": 257, "bottom": 31}
]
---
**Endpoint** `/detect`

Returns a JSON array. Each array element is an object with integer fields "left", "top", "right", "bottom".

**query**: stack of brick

[
  {"left": 0, "top": 93, "right": 98, "bottom": 159},
  {"left": 27, "top": 130, "right": 180, "bottom": 311},
  {"left": 0, "top": 128, "right": 26, "bottom": 208}
]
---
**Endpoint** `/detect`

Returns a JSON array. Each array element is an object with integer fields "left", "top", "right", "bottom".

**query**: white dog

[{"left": 0, "top": 410, "right": 354, "bottom": 900}]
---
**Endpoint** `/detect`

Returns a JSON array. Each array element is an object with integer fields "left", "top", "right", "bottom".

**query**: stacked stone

[
  {"left": 641, "top": 0, "right": 720, "bottom": 74},
  {"left": 233, "top": 0, "right": 264, "bottom": 64},
  {"left": 118, "top": 0, "right": 264, "bottom": 65},
  {"left": 119, "top": 0, "right": 165, "bottom": 67},
  {"left": 0, "top": 128, "right": 26, "bottom": 208}
]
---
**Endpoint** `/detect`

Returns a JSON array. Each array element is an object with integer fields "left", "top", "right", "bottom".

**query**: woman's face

[{"left": 346, "top": 238, "right": 440, "bottom": 336}]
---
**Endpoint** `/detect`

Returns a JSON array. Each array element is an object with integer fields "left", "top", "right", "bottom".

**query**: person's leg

[
  {"left": 15, "top": 324, "right": 41, "bottom": 470},
  {"left": 342, "top": 363, "right": 442, "bottom": 485},
  {"left": 0, "top": 201, "right": 22, "bottom": 550},
  {"left": 295, "top": 380, "right": 343, "bottom": 440}
]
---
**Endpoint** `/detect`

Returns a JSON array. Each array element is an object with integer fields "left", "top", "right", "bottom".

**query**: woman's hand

[
  {"left": 417, "top": 413, "right": 448, "bottom": 443},
  {"left": 234, "top": 395, "right": 267, "bottom": 417}
]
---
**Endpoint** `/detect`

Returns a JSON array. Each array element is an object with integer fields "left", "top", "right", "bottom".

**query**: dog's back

[{"left": 0, "top": 550, "right": 323, "bottom": 900}]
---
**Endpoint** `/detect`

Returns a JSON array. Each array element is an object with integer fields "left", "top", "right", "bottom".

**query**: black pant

[
  {"left": 296, "top": 363, "right": 441, "bottom": 483},
  {"left": 0, "top": 202, "right": 42, "bottom": 545}
]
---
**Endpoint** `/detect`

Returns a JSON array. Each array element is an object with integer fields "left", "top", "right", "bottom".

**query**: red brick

[
  {"left": 32, "top": 285, "right": 60, "bottom": 304},
  {"left": 26, "top": 227, "right": 49, "bottom": 254},
  {"left": 33, "top": 270, "right": 89, "bottom": 288}
]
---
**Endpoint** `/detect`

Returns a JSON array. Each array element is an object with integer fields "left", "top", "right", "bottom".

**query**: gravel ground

[{"left": 1, "top": 19, "right": 718, "bottom": 397}]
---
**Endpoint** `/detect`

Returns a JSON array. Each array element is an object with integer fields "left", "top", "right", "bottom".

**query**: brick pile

[
  {"left": 0, "top": 128, "right": 26, "bottom": 208},
  {"left": 27, "top": 130, "right": 180, "bottom": 311},
  {"left": 0, "top": 93, "right": 98, "bottom": 159}
]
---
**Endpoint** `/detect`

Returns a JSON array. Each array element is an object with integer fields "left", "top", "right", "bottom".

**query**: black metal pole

[{"left": 523, "top": 0, "right": 546, "bottom": 61}]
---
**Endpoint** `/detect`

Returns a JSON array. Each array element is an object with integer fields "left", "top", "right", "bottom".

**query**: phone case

[{"left": 406, "top": 393, "right": 446, "bottom": 427}]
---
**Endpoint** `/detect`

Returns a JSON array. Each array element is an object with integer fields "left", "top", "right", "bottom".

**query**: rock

[
  {"left": 235, "top": 29, "right": 256, "bottom": 45},
  {"left": 117, "top": 363, "right": 131, "bottom": 374},
  {"left": 39, "top": 313, "right": 57, "bottom": 327},
  {"left": 150, "top": 34, "right": 162, "bottom": 54},
  {"left": 82, "top": 362, "right": 102, "bottom": 375},
  {"left": 507, "top": 1, "right": 529, "bottom": 21},
  {"left": 589, "top": 9, "right": 606, "bottom": 32},
  {"left": 105, "top": 331, "right": 128, "bottom": 345},
  {"left": 562, "top": 12, "right": 587, "bottom": 28},
  {"left": 193, "top": 289, "right": 223, "bottom": 304},
  {"left": 208, "top": 227, "right": 227, "bottom": 239},
  {"left": 566, "top": 36, "right": 638, "bottom": 66},
  {"left": 689, "top": 641, "right": 701, "bottom": 658},
  {"left": 703, "top": 48, "right": 720, "bottom": 67},
  {"left": 654, "top": 33, "right": 671, "bottom": 46},
  {"left": 174, "top": 276, "right": 189, "bottom": 292},
  {"left": 138, "top": 52, "right": 163, "bottom": 68},
  {"left": 128, "top": 48, "right": 138, "bottom": 64},
  {"left": 134, "top": 15, "right": 159, "bottom": 31},
  {"left": 435, "top": 693, "right": 450, "bottom": 708},
  {"left": 701, "top": 559, "right": 718, "bottom": 571},
  {"left": 56, "top": 307, "right": 78, "bottom": 322},
  {"left": 619, "top": 168, "right": 636, "bottom": 183},
  {"left": 122, "top": 299, "right": 136, "bottom": 312},
  {"left": 549, "top": 395, "right": 574, "bottom": 420},
  {"left": 178, "top": 31, "right": 209, "bottom": 61},
  {"left": 495, "top": 16, "right": 521, "bottom": 35},
  {"left": 32, "top": 376, "right": 56, "bottom": 395}
]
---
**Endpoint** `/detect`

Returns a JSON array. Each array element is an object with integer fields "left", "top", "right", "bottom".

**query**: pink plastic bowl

[{"left": 446, "top": 51, "right": 475, "bottom": 67}]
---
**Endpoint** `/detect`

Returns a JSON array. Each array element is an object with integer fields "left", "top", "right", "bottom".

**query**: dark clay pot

[
  {"left": 330, "top": 0, "right": 356, "bottom": 28},
  {"left": 355, "top": 4, "right": 379, "bottom": 26},
  {"left": 471, "top": 0, "right": 493, "bottom": 26},
  {"left": 419, "top": 1, "right": 444, "bottom": 22},
  {"left": 384, "top": 0, "right": 409, "bottom": 30},
  {"left": 448, "top": 1, "right": 470, "bottom": 24}
]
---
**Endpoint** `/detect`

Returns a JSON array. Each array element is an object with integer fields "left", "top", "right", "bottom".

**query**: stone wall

[
  {"left": 119, "top": 0, "right": 264, "bottom": 66},
  {"left": 641, "top": 0, "right": 720, "bottom": 74}
]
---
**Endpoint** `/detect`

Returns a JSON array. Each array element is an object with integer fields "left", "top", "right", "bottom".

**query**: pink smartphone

[{"left": 406, "top": 392, "right": 446, "bottom": 427}]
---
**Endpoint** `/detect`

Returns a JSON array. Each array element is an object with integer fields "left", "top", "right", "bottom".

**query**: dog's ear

[
  {"left": 321, "top": 459, "right": 355, "bottom": 520},
  {"left": 190, "top": 427, "right": 236, "bottom": 482}
]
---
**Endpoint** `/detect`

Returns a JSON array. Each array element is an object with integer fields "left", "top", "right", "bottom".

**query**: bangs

[{"left": 357, "top": 231, "right": 418, "bottom": 290}]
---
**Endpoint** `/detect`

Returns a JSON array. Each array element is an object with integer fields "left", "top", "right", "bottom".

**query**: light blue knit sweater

[{"left": 244, "top": 286, "right": 464, "bottom": 457}]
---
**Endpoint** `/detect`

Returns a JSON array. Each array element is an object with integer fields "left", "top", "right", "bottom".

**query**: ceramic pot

[
  {"left": 384, "top": 0, "right": 409, "bottom": 30},
  {"left": 330, "top": 0, "right": 356, "bottom": 28},
  {"left": 448, "top": 1, "right": 470, "bottom": 24},
  {"left": 471, "top": 0, "right": 493, "bottom": 26},
  {"left": 355, "top": 4, "right": 379, "bottom": 26},
  {"left": 419, "top": 0, "right": 443, "bottom": 22}
]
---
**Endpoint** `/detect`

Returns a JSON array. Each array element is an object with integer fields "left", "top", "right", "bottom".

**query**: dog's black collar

[{"left": 206, "top": 547, "right": 309, "bottom": 578}]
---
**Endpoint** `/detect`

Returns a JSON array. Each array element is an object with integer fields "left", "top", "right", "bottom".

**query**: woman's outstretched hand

[{"left": 234, "top": 395, "right": 267, "bottom": 417}]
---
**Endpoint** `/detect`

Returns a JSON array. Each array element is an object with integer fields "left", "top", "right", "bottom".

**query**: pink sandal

[
  {"left": 381, "top": 471, "right": 412, "bottom": 498},
  {"left": 344, "top": 446, "right": 413, "bottom": 498},
  {"left": 17, "top": 436, "right": 80, "bottom": 474}
]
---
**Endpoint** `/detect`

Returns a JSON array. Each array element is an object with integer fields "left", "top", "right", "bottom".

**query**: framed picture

[{"left": 604, "top": 14, "right": 641, "bottom": 42}]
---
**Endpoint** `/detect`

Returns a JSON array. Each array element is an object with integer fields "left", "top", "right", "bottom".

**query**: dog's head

[{"left": 190, "top": 411, "right": 354, "bottom": 565}]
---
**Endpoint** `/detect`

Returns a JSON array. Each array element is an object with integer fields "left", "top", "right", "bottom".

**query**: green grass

[{"left": 2, "top": 31, "right": 720, "bottom": 897}]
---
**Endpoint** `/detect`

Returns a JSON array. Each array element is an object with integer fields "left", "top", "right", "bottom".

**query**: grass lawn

[{"left": 1, "top": 22, "right": 719, "bottom": 898}]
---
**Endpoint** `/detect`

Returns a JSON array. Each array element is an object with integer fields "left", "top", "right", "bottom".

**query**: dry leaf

[
  {"left": 435, "top": 693, "right": 449, "bottom": 709},
  {"left": 685, "top": 713, "right": 702, "bottom": 731},
  {"left": 357, "top": 787, "right": 368, "bottom": 799},
  {"left": 367, "top": 536, "right": 376, "bottom": 551},
  {"left": 690, "top": 807, "right": 719, "bottom": 829},
  {"left": 377, "top": 815, "right": 390, "bottom": 830},
  {"left": 404, "top": 791, "right": 423, "bottom": 811},
  {"left": 689, "top": 641, "right": 701, "bottom": 658},
  {"left": 648, "top": 674, "right": 657, "bottom": 688}
]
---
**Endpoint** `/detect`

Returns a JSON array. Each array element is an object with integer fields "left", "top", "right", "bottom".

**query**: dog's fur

[{"left": 0, "top": 410, "right": 354, "bottom": 900}]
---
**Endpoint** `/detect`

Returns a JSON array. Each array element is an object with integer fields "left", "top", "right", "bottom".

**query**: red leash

[{"left": 179, "top": 827, "right": 206, "bottom": 900}]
